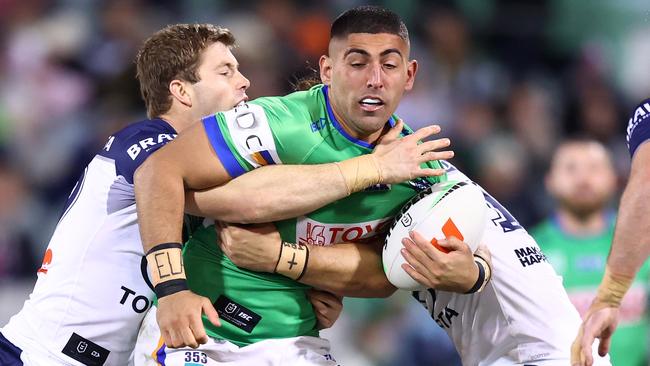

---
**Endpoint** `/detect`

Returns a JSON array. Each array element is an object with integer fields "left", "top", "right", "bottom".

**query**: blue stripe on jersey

[
  {"left": 202, "top": 115, "right": 247, "bottom": 178},
  {"left": 627, "top": 99, "right": 650, "bottom": 157},
  {"left": 155, "top": 343, "right": 166, "bottom": 365},
  {"left": 322, "top": 85, "right": 396, "bottom": 149},
  {"left": 259, "top": 149, "right": 276, "bottom": 165},
  {"left": 0, "top": 332, "right": 23, "bottom": 366}
]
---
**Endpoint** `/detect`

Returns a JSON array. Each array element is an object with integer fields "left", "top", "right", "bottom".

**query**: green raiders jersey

[
  {"left": 531, "top": 215, "right": 650, "bottom": 366},
  {"left": 183, "top": 84, "right": 446, "bottom": 346}
]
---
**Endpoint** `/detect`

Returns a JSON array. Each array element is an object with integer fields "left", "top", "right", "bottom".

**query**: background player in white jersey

[
  {"left": 0, "top": 21, "right": 454, "bottom": 365},
  {"left": 135, "top": 6, "right": 609, "bottom": 365},
  {"left": 572, "top": 98, "right": 650, "bottom": 366},
  {"left": 0, "top": 23, "right": 249, "bottom": 366}
]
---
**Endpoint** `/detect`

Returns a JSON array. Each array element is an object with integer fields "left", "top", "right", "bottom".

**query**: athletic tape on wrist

[
  {"left": 334, "top": 155, "right": 382, "bottom": 195},
  {"left": 466, "top": 254, "right": 492, "bottom": 294},
  {"left": 146, "top": 242, "right": 187, "bottom": 298},
  {"left": 274, "top": 241, "right": 309, "bottom": 281},
  {"left": 594, "top": 267, "right": 634, "bottom": 308}
]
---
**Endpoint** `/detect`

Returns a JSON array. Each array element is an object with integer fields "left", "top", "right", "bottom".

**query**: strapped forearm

[
  {"left": 185, "top": 155, "right": 383, "bottom": 224},
  {"left": 593, "top": 267, "right": 634, "bottom": 308},
  {"left": 272, "top": 240, "right": 395, "bottom": 298},
  {"left": 598, "top": 144, "right": 650, "bottom": 306},
  {"left": 145, "top": 243, "right": 188, "bottom": 298}
]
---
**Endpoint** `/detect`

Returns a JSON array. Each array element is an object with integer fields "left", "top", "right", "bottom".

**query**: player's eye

[
  {"left": 350, "top": 62, "right": 365, "bottom": 68},
  {"left": 384, "top": 63, "right": 397, "bottom": 69}
]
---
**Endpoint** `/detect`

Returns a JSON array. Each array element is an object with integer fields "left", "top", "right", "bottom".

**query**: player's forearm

[
  {"left": 607, "top": 173, "right": 650, "bottom": 278},
  {"left": 299, "top": 243, "right": 396, "bottom": 298},
  {"left": 135, "top": 157, "right": 186, "bottom": 251},
  {"left": 185, "top": 163, "right": 349, "bottom": 223},
  {"left": 185, "top": 155, "right": 383, "bottom": 223}
]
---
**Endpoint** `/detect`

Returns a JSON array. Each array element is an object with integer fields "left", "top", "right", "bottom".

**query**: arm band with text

[
  {"left": 145, "top": 242, "right": 188, "bottom": 299},
  {"left": 274, "top": 241, "right": 310, "bottom": 281}
]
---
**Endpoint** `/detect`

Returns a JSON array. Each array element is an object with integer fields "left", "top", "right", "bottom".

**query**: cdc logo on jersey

[{"left": 382, "top": 180, "right": 487, "bottom": 290}]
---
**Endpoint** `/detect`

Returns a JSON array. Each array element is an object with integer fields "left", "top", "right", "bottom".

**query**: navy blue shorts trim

[{"left": 0, "top": 331, "right": 23, "bottom": 365}]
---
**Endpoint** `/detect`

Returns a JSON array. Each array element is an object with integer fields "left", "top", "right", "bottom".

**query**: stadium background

[{"left": 0, "top": 0, "right": 648, "bottom": 364}]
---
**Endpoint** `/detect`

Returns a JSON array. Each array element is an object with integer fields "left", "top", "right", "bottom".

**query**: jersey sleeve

[
  {"left": 626, "top": 98, "right": 650, "bottom": 157},
  {"left": 202, "top": 102, "right": 284, "bottom": 179},
  {"left": 99, "top": 121, "right": 177, "bottom": 184}
]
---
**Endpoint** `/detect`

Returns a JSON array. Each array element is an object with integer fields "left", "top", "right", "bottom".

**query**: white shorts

[{"left": 134, "top": 306, "right": 339, "bottom": 366}]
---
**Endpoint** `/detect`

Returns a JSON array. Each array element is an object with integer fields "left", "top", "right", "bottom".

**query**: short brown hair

[{"left": 136, "top": 24, "right": 235, "bottom": 118}]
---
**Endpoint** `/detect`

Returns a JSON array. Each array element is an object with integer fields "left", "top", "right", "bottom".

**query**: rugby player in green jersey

[
  {"left": 532, "top": 139, "right": 649, "bottom": 366},
  {"left": 134, "top": 6, "right": 482, "bottom": 364}
]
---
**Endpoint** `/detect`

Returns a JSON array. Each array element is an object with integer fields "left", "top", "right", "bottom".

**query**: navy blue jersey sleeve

[
  {"left": 98, "top": 119, "right": 177, "bottom": 183},
  {"left": 626, "top": 98, "right": 650, "bottom": 157}
]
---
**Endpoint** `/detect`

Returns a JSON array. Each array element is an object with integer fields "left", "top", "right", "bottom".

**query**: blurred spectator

[
  {"left": 531, "top": 139, "right": 649, "bottom": 366},
  {"left": 0, "top": 154, "right": 38, "bottom": 278}
]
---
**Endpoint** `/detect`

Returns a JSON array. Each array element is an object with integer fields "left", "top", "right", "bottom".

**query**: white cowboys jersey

[
  {"left": 412, "top": 161, "right": 610, "bottom": 366},
  {"left": 1, "top": 119, "right": 177, "bottom": 366}
]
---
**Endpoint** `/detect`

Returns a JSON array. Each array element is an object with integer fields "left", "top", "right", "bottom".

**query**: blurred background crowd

[{"left": 0, "top": 0, "right": 649, "bottom": 365}]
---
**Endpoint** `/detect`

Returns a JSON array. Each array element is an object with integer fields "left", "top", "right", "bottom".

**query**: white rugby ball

[{"left": 382, "top": 180, "right": 487, "bottom": 290}]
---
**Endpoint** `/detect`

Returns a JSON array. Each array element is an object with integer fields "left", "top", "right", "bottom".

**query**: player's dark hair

[
  {"left": 547, "top": 135, "right": 613, "bottom": 171},
  {"left": 330, "top": 6, "right": 409, "bottom": 44},
  {"left": 136, "top": 24, "right": 235, "bottom": 119}
]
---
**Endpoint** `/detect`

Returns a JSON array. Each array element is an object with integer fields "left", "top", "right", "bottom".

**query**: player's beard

[{"left": 557, "top": 194, "right": 609, "bottom": 221}]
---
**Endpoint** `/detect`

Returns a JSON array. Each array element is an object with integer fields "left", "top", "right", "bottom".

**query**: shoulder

[{"left": 99, "top": 119, "right": 178, "bottom": 183}]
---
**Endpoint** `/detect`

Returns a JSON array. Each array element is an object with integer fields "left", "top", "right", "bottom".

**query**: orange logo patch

[
  {"left": 37, "top": 248, "right": 53, "bottom": 274},
  {"left": 430, "top": 218, "right": 464, "bottom": 253}
]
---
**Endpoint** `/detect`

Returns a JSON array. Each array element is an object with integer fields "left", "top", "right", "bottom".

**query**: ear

[
  {"left": 404, "top": 59, "right": 418, "bottom": 91},
  {"left": 169, "top": 79, "right": 192, "bottom": 108},
  {"left": 319, "top": 55, "right": 332, "bottom": 85}
]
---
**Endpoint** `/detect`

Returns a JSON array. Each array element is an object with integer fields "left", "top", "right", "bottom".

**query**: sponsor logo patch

[
  {"left": 296, "top": 217, "right": 392, "bottom": 246},
  {"left": 514, "top": 246, "right": 547, "bottom": 267},
  {"left": 62, "top": 333, "right": 110, "bottom": 366},
  {"left": 214, "top": 295, "right": 262, "bottom": 333}
]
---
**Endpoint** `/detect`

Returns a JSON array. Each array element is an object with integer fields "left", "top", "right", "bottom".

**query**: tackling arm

[
  {"left": 298, "top": 240, "right": 396, "bottom": 298},
  {"left": 605, "top": 142, "right": 650, "bottom": 281},
  {"left": 183, "top": 120, "right": 450, "bottom": 224}
]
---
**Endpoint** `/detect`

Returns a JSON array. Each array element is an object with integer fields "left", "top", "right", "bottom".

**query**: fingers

[
  {"left": 188, "top": 314, "right": 209, "bottom": 346},
  {"left": 410, "top": 230, "right": 444, "bottom": 260},
  {"left": 417, "top": 138, "right": 450, "bottom": 154},
  {"left": 410, "top": 124, "right": 442, "bottom": 142},
  {"left": 597, "top": 334, "right": 611, "bottom": 357},
  {"left": 578, "top": 328, "right": 596, "bottom": 366},
  {"left": 377, "top": 119, "right": 404, "bottom": 144},
  {"left": 308, "top": 289, "right": 342, "bottom": 306},
  {"left": 412, "top": 168, "right": 446, "bottom": 178},
  {"left": 419, "top": 150, "right": 455, "bottom": 163},
  {"left": 438, "top": 237, "right": 471, "bottom": 253},
  {"left": 401, "top": 262, "right": 429, "bottom": 286},
  {"left": 203, "top": 298, "right": 221, "bottom": 327},
  {"left": 401, "top": 238, "right": 432, "bottom": 277},
  {"left": 180, "top": 327, "right": 199, "bottom": 349}
]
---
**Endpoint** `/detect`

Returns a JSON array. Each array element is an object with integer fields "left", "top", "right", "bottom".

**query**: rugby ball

[{"left": 383, "top": 180, "right": 487, "bottom": 290}]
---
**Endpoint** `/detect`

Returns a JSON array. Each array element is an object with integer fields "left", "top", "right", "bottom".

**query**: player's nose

[
  {"left": 366, "top": 64, "right": 383, "bottom": 89},
  {"left": 238, "top": 71, "right": 250, "bottom": 91}
]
